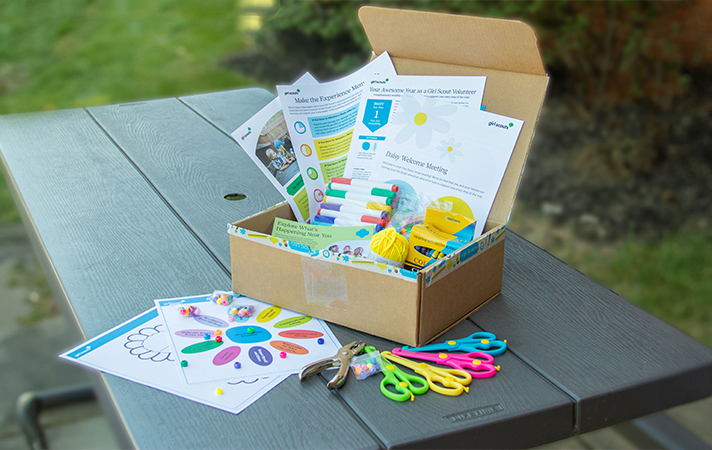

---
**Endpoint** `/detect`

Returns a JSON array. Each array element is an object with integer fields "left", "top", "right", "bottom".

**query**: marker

[
  {"left": 320, "top": 203, "right": 388, "bottom": 219},
  {"left": 325, "top": 183, "right": 396, "bottom": 199},
  {"left": 323, "top": 196, "right": 391, "bottom": 213},
  {"left": 325, "top": 189, "right": 393, "bottom": 205},
  {"left": 330, "top": 177, "right": 399, "bottom": 193},
  {"left": 316, "top": 209, "right": 387, "bottom": 227},
  {"left": 313, "top": 218, "right": 384, "bottom": 233}
]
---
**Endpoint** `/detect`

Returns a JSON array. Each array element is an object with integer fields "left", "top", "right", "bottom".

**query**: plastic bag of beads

[
  {"left": 350, "top": 349, "right": 384, "bottom": 380},
  {"left": 208, "top": 290, "right": 235, "bottom": 306},
  {"left": 227, "top": 305, "right": 255, "bottom": 323}
]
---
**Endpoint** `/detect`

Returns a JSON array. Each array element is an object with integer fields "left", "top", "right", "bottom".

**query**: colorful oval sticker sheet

[{"left": 155, "top": 293, "right": 341, "bottom": 385}]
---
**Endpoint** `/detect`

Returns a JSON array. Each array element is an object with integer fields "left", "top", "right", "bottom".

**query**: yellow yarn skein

[{"left": 370, "top": 228, "right": 409, "bottom": 268}]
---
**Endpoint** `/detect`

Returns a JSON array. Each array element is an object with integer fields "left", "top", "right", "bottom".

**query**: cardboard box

[{"left": 229, "top": 6, "right": 548, "bottom": 346}]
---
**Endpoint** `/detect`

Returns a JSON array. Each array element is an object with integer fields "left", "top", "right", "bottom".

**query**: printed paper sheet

[
  {"left": 277, "top": 52, "right": 397, "bottom": 220},
  {"left": 60, "top": 307, "right": 288, "bottom": 414},
  {"left": 156, "top": 294, "right": 341, "bottom": 385}
]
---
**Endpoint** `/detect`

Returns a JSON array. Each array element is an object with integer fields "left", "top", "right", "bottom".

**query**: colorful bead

[
  {"left": 279, "top": 352, "right": 286, "bottom": 359},
  {"left": 216, "top": 388, "right": 223, "bottom": 395},
  {"left": 204, "top": 333, "right": 210, "bottom": 340},
  {"left": 227, "top": 316, "right": 234, "bottom": 322},
  {"left": 215, "top": 330, "right": 222, "bottom": 336},
  {"left": 216, "top": 336, "right": 223, "bottom": 343},
  {"left": 317, "top": 338, "right": 324, "bottom": 345},
  {"left": 248, "top": 327, "right": 254, "bottom": 334},
  {"left": 234, "top": 362, "right": 241, "bottom": 369},
  {"left": 180, "top": 360, "right": 188, "bottom": 367}
]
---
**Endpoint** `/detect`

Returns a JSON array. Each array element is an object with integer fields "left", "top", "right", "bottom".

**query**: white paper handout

[
  {"left": 277, "top": 52, "right": 397, "bottom": 221},
  {"left": 343, "top": 74, "right": 486, "bottom": 181},
  {"left": 231, "top": 73, "right": 318, "bottom": 222},
  {"left": 156, "top": 294, "right": 341, "bottom": 385},
  {"left": 369, "top": 93, "right": 524, "bottom": 237},
  {"left": 60, "top": 307, "right": 288, "bottom": 414}
]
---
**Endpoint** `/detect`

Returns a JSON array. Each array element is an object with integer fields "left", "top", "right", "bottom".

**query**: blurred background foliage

[{"left": 0, "top": 0, "right": 710, "bottom": 345}]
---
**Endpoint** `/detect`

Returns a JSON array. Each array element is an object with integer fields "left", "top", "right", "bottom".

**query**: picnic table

[{"left": 1, "top": 88, "right": 711, "bottom": 449}]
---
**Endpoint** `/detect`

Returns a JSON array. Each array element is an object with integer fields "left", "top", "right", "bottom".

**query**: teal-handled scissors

[
  {"left": 379, "top": 353, "right": 429, "bottom": 402},
  {"left": 402, "top": 332, "right": 507, "bottom": 356}
]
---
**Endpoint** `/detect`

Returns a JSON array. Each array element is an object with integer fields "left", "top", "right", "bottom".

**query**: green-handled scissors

[
  {"left": 379, "top": 353, "right": 429, "bottom": 402},
  {"left": 381, "top": 351, "right": 471, "bottom": 397}
]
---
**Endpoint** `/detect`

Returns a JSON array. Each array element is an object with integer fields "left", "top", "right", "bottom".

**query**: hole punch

[{"left": 224, "top": 193, "right": 247, "bottom": 201}]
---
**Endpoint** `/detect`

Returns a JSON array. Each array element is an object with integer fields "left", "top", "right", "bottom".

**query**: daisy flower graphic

[
  {"left": 392, "top": 94, "right": 457, "bottom": 149},
  {"left": 124, "top": 324, "right": 173, "bottom": 362},
  {"left": 437, "top": 137, "right": 463, "bottom": 163}
]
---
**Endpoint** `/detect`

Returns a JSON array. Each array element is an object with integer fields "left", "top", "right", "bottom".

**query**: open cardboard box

[{"left": 229, "top": 6, "right": 548, "bottom": 346}]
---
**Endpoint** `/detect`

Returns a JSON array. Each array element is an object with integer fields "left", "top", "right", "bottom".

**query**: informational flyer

[
  {"left": 60, "top": 307, "right": 288, "bottom": 414},
  {"left": 343, "top": 74, "right": 487, "bottom": 181},
  {"left": 271, "top": 217, "right": 374, "bottom": 257},
  {"left": 231, "top": 73, "right": 318, "bottom": 222},
  {"left": 369, "top": 93, "right": 524, "bottom": 237},
  {"left": 156, "top": 294, "right": 341, "bottom": 385},
  {"left": 276, "top": 52, "right": 397, "bottom": 221}
]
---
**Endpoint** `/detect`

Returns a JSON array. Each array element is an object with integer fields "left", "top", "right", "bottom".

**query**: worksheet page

[
  {"left": 232, "top": 73, "right": 318, "bottom": 222},
  {"left": 277, "top": 52, "right": 397, "bottom": 220},
  {"left": 156, "top": 294, "right": 341, "bottom": 385},
  {"left": 60, "top": 307, "right": 288, "bottom": 414},
  {"left": 368, "top": 93, "right": 524, "bottom": 237},
  {"left": 344, "top": 74, "right": 486, "bottom": 181}
]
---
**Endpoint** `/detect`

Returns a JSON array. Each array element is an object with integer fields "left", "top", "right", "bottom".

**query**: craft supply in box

[
  {"left": 369, "top": 228, "right": 409, "bottom": 268},
  {"left": 424, "top": 207, "right": 476, "bottom": 242},
  {"left": 405, "top": 223, "right": 470, "bottom": 271},
  {"left": 350, "top": 349, "right": 384, "bottom": 380}
]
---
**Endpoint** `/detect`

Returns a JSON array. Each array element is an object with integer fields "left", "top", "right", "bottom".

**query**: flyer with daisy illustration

[
  {"left": 231, "top": 73, "right": 318, "bottom": 222},
  {"left": 60, "top": 307, "right": 288, "bottom": 414},
  {"left": 343, "top": 74, "right": 487, "bottom": 181},
  {"left": 156, "top": 294, "right": 341, "bottom": 385},
  {"left": 368, "top": 93, "right": 524, "bottom": 237},
  {"left": 276, "top": 52, "right": 397, "bottom": 221}
]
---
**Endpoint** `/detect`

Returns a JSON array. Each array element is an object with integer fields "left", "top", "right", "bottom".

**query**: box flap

[
  {"left": 359, "top": 6, "right": 548, "bottom": 230},
  {"left": 359, "top": 6, "right": 545, "bottom": 76}
]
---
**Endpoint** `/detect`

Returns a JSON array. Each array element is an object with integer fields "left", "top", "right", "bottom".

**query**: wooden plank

[
  {"left": 470, "top": 232, "right": 712, "bottom": 433},
  {"left": 87, "top": 96, "right": 284, "bottom": 268},
  {"left": 0, "top": 109, "right": 380, "bottom": 450},
  {"left": 327, "top": 322, "right": 573, "bottom": 449},
  {"left": 180, "top": 88, "right": 276, "bottom": 135}
]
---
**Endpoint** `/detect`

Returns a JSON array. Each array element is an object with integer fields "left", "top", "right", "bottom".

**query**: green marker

[
  {"left": 326, "top": 183, "right": 396, "bottom": 199},
  {"left": 325, "top": 189, "right": 394, "bottom": 205}
]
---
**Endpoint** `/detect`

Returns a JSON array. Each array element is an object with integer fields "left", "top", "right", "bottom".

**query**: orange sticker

[{"left": 269, "top": 341, "right": 309, "bottom": 355}]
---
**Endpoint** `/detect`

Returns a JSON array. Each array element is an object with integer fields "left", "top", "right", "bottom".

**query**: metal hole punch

[{"left": 299, "top": 340, "right": 365, "bottom": 389}]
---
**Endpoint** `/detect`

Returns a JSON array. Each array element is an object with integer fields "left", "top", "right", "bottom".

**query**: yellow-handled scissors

[{"left": 381, "top": 351, "right": 472, "bottom": 396}]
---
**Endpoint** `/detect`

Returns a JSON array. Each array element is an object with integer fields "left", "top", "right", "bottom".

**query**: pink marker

[{"left": 316, "top": 209, "right": 387, "bottom": 227}]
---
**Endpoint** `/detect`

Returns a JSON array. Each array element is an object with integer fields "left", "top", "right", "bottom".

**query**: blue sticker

[
  {"left": 225, "top": 326, "right": 272, "bottom": 344},
  {"left": 362, "top": 99, "right": 392, "bottom": 132}
]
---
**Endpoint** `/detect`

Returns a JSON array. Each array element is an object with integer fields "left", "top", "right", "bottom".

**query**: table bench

[{"left": 2, "top": 88, "right": 711, "bottom": 449}]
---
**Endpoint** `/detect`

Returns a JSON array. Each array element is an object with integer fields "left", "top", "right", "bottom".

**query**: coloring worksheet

[
  {"left": 343, "top": 74, "right": 487, "bottom": 181},
  {"left": 156, "top": 294, "right": 341, "bottom": 385},
  {"left": 368, "top": 93, "right": 524, "bottom": 237},
  {"left": 231, "top": 73, "right": 319, "bottom": 222},
  {"left": 60, "top": 308, "right": 288, "bottom": 414},
  {"left": 276, "top": 52, "right": 397, "bottom": 220}
]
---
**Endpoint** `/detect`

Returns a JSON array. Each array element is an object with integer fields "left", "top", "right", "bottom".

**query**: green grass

[
  {"left": 0, "top": 0, "right": 256, "bottom": 115},
  {"left": 579, "top": 233, "right": 712, "bottom": 348}
]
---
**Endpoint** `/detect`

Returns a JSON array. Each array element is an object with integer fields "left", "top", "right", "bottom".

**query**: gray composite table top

[{"left": 1, "top": 88, "right": 711, "bottom": 449}]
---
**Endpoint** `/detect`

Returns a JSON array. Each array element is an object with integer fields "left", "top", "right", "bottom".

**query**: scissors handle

[{"left": 380, "top": 359, "right": 428, "bottom": 402}]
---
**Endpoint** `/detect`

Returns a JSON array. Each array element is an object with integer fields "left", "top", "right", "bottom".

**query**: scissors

[
  {"left": 379, "top": 353, "right": 429, "bottom": 402},
  {"left": 392, "top": 348, "right": 500, "bottom": 379},
  {"left": 401, "top": 332, "right": 507, "bottom": 356},
  {"left": 381, "top": 351, "right": 471, "bottom": 397}
]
